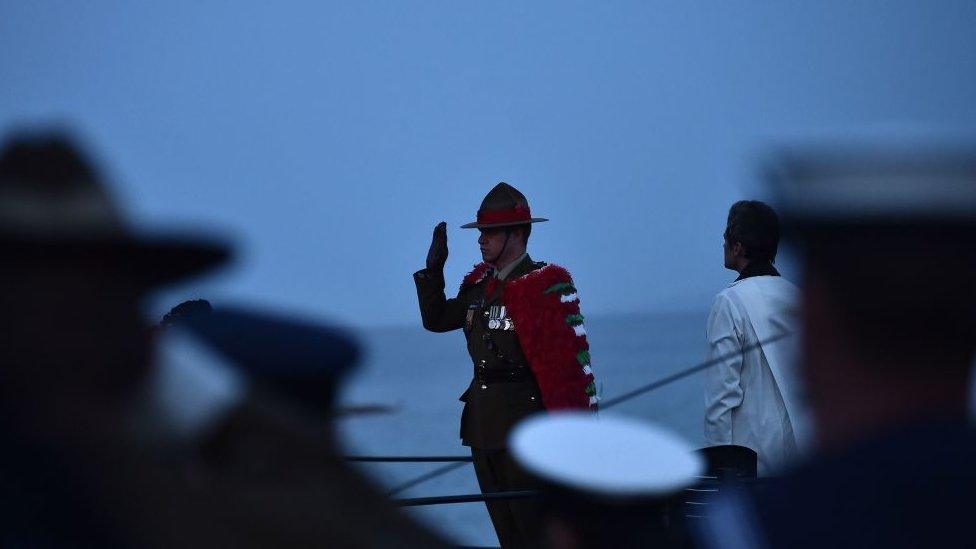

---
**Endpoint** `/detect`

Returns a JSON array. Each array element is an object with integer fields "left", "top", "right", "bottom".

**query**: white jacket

[{"left": 704, "top": 275, "right": 805, "bottom": 476}]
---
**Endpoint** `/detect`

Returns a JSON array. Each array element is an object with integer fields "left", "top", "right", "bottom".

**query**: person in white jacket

[{"left": 704, "top": 200, "right": 804, "bottom": 476}]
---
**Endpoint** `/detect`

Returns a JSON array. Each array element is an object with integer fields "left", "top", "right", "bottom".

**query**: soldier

[{"left": 414, "top": 182, "right": 598, "bottom": 547}]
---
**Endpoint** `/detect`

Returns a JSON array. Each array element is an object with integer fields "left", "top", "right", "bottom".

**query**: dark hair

[
  {"left": 725, "top": 200, "right": 780, "bottom": 262},
  {"left": 161, "top": 299, "right": 212, "bottom": 328}
]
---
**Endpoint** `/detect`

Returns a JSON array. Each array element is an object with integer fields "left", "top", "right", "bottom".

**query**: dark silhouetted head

[{"left": 723, "top": 200, "right": 780, "bottom": 271}]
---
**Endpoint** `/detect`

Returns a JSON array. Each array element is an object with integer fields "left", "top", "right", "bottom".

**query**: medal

[
  {"left": 487, "top": 305, "right": 515, "bottom": 331},
  {"left": 465, "top": 303, "right": 479, "bottom": 332}
]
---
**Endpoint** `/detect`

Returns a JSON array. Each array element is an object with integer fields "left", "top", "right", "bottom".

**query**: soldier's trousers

[{"left": 471, "top": 448, "right": 542, "bottom": 548}]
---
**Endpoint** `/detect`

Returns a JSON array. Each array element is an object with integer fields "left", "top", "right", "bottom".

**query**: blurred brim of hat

[
  {"left": 763, "top": 140, "right": 976, "bottom": 232},
  {"left": 2, "top": 229, "right": 232, "bottom": 288},
  {"left": 0, "top": 131, "right": 232, "bottom": 288}
]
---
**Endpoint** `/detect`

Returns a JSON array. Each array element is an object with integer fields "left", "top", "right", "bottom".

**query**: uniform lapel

[
  {"left": 506, "top": 254, "right": 536, "bottom": 280},
  {"left": 489, "top": 255, "right": 535, "bottom": 304}
]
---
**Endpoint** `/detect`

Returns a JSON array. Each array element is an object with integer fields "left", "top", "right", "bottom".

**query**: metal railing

[{"left": 346, "top": 332, "right": 792, "bottom": 502}]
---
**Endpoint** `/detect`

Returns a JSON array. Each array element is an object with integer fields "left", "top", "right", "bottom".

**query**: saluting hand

[{"left": 426, "top": 221, "right": 448, "bottom": 272}]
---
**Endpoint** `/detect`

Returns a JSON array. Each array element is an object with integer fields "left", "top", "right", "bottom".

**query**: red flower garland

[
  {"left": 462, "top": 262, "right": 594, "bottom": 410},
  {"left": 461, "top": 263, "right": 492, "bottom": 288}
]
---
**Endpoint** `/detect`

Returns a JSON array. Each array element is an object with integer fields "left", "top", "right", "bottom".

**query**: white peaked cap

[
  {"left": 510, "top": 412, "right": 703, "bottom": 498},
  {"left": 764, "top": 141, "right": 976, "bottom": 224}
]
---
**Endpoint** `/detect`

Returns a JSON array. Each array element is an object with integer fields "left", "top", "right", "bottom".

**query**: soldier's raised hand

[{"left": 426, "top": 221, "right": 448, "bottom": 272}]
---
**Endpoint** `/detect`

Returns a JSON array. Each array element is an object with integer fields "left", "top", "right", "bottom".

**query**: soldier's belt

[{"left": 476, "top": 367, "right": 533, "bottom": 384}]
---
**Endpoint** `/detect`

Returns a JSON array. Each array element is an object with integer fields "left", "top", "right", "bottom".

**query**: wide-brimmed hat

[
  {"left": 460, "top": 182, "right": 549, "bottom": 229},
  {"left": 0, "top": 132, "right": 230, "bottom": 287}
]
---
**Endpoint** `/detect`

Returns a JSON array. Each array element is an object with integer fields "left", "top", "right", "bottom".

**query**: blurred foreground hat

[
  {"left": 179, "top": 306, "right": 360, "bottom": 413},
  {"left": 143, "top": 305, "right": 358, "bottom": 444},
  {"left": 765, "top": 141, "right": 976, "bottom": 368},
  {"left": 460, "top": 182, "right": 549, "bottom": 229},
  {"left": 0, "top": 131, "right": 230, "bottom": 286},
  {"left": 765, "top": 143, "right": 976, "bottom": 229},
  {"left": 511, "top": 412, "right": 702, "bottom": 546},
  {"left": 511, "top": 412, "right": 702, "bottom": 499}
]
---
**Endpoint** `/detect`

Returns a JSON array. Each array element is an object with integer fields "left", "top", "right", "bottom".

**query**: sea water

[{"left": 336, "top": 310, "right": 708, "bottom": 546}]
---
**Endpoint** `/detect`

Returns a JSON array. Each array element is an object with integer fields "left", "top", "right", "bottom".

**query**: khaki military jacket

[{"left": 414, "top": 255, "right": 546, "bottom": 449}]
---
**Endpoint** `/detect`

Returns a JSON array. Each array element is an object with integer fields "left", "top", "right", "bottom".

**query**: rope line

[
  {"left": 394, "top": 490, "right": 541, "bottom": 507},
  {"left": 393, "top": 476, "right": 777, "bottom": 507},
  {"left": 599, "top": 331, "right": 791, "bottom": 410}
]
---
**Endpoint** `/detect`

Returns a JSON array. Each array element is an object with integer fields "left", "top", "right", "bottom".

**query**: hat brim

[
  {"left": 1, "top": 231, "right": 232, "bottom": 289},
  {"left": 460, "top": 217, "right": 549, "bottom": 229}
]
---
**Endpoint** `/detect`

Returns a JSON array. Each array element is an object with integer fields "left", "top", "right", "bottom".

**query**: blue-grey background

[
  {"left": 3, "top": 2, "right": 975, "bottom": 326},
  {"left": 4, "top": 2, "right": 976, "bottom": 545}
]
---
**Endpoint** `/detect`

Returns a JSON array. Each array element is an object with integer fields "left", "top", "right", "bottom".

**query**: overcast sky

[{"left": 2, "top": 1, "right": 975, "bottom": 327}]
